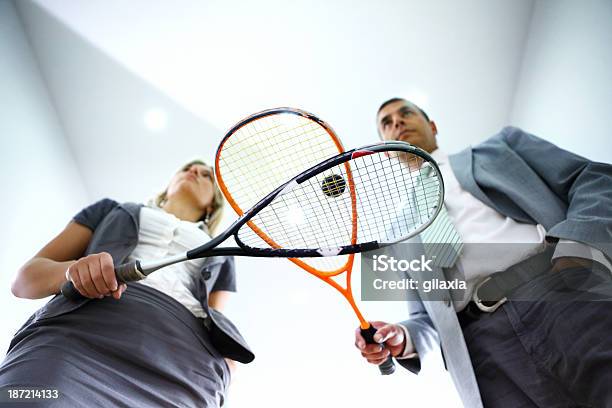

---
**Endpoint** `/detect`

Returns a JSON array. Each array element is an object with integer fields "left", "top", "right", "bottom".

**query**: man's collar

[{"left": 429, "top": 148, "right": 448, "bottom": 166}]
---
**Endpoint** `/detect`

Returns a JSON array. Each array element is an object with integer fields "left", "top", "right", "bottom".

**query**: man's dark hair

[{"left": 377, "top": 97, "right": 431, "bottom": 122}]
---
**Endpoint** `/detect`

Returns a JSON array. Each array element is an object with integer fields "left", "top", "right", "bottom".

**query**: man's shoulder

[{"left": 480, "top": 126, "right": 546, "bottom": 147}]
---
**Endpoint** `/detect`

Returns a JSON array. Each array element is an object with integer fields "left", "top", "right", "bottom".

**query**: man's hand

[
  {"left": 551, "top": 256, "right": 593, "bottom": 273},
  {"left": 354, "top": 321, "right": 412, "bottom": 365}
]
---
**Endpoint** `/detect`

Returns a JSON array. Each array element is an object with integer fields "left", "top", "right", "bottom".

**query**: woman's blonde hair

[{"left": 153, "top": 159, "right": 225, "bottom": 235}]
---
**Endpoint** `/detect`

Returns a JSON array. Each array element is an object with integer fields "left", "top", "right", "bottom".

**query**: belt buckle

[{"left": 473, "top": 276, "right": 507, "bottom": 313}]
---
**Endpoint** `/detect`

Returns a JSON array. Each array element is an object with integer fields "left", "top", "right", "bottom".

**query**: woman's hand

[{"left": 66, "top": 252, "right": 127, "bottom": 299}]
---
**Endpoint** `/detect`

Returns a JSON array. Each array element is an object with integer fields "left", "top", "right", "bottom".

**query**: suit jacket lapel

[
  {"left": 449, "top": 144, "right": 565, "bottom": 229},
  {"left": 448, "top": 147, "right": 499, "bottom": 211}
]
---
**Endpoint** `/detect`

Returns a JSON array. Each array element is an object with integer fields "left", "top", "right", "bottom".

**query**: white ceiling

[{"left": 16, "top": 0, "right": 534, "bottom": 203}]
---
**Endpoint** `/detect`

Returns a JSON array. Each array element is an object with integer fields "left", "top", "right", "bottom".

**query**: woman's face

[{"left": 166, "top": 163, "right": 215, "bottom": 214}]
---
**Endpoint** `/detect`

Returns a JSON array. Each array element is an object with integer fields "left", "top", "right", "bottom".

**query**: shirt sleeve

[
  {"left": 73, "top": 198, "right": 119, "bottom": 231},
  {"left": 395, "top": 324, "right": 418, "bottom": 360},
  {"left": 552, "top": 239, "right": 612, "bottom": 272},
  {"left": 211, "top": 256, "right": 237, "bottom": 293}
]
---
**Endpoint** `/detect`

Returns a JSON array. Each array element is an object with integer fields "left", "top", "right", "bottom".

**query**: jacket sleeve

[
  {"left": 497, "top": 127, "right": 612, "bottom": 260},
  {"left": 396, "top": 299, "right": 442, "bottom": 374},
  {"left": 211, "top": 256, "right": 237, "bottom": 293},
  {"left": 73, "top": 198, "right": 120, "bottom": 231}
]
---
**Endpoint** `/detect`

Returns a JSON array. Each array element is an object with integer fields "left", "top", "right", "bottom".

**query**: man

[{"left": 355, "top": 98, "right": 612, "bottom": 407}]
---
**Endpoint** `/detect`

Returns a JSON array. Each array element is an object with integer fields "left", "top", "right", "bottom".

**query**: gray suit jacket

[{"left": 395, "top": 126, "right": 612, "bottom": 407}]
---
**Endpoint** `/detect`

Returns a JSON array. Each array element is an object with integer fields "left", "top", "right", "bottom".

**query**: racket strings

[
  {"left": 242, "top": 160, "right": 439, "bottom": 249},
  {"left": 242, "top": 157, "right": 436, "bottom": 247},
  {"left": 237, "top": 150, "right": 442, "bottom": 252},
  {"left": 222, "top": 131, "right": 332, "bottom": 190},
  {"left": 216, "top": 111, "right": 350, "bottom": 272},
  {"left": 218, "top": 113, "right": 343, "bottom": 212}
]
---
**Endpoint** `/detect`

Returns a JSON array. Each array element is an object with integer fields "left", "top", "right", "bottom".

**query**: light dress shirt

[
  {"left": 432, "top": 149, "right": 548, "bottom": 310},
  {"left": 128, "top": 205, "right": 210, "bottom": 318}
]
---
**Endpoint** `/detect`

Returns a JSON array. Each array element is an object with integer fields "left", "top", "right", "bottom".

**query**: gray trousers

[{"left": 460, "top": 265, "right": 612, "bottom": 408}]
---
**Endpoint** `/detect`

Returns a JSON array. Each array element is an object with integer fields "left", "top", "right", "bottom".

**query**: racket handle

[
  {"left": 361, "top": 326, "right": 396, "bottom": 375},
  {"left": 60, "top": 261, "right": 144, "bottom": 300},
  {"left": 59, "top": 280, "right": 83, "bottom": 300}
]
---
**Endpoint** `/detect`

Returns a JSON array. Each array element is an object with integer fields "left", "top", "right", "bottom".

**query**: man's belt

[{"left": 471, "top": 246, "right": 555, "bottom": 313}]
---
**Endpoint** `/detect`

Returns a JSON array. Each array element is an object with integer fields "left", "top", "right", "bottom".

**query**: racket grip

[
  {"left": 115, "top": 260, "right": 145, "bottom": 282},
  {"left": 60, "top": 280, "right": 83, "bottom": 300},
  {"left": 60, "top": 261, "right": 144, "bottom": 300},
  {"left": 361, "top": 326, "right": 396, "bottom": 375}
]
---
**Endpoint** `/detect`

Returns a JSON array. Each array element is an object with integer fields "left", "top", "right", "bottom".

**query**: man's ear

[{"left": 429, "top": 120, "right": 438, "bottom": 136}]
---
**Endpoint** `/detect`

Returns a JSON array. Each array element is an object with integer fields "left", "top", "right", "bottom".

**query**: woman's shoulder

[
  {"left": 78, "top": 198, "right": 121, "bottom": 218},
  {"left": 93, "top": 197, "right": 120, "bottom": 209},
  {"left": 74, "top": 198, "right": 142, "bottom": 230},
  {"left": 82, "top": 198, "right": 146, "bottom": 213}
]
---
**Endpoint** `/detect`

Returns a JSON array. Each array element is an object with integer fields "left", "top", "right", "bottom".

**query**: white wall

[
  {"left": 16, "top": 0, "right": 225, "bottom": 205},
  {"left": 0, "top": 0, "right": 89, "bottom": 352},
  {"left": 511, "top": 0, "right": 612, "bottom": 162}
]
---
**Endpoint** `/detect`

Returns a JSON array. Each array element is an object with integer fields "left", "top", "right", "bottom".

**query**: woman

[{"left": 1, "top": 160, "right": 254, "bottom": 407}]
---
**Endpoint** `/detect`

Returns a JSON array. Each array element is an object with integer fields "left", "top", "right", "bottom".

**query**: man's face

[{"left": 377, "top": 100, "right": 438, "bottom": 153}]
